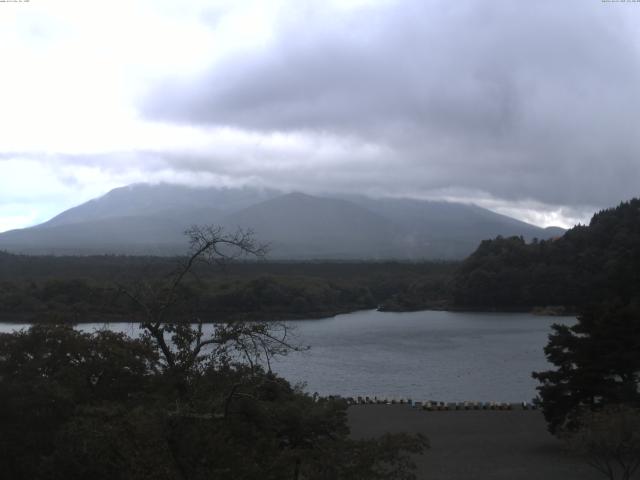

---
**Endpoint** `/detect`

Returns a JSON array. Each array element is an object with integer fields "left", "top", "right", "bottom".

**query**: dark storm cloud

[{"left": 141, "top": 0, "right": 640, "bottom": 210}]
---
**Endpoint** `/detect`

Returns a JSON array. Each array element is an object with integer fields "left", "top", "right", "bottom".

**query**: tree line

[
  {"left": 452, "top": 199, "right": 640, "bottom": 311},
  {"left": 0, "top": 254, "right": 455, "bottom": 322}
]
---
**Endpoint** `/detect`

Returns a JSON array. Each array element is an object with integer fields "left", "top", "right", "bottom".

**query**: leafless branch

[{"left": 114, "top": 225, "right": 306, "bottom": 381}]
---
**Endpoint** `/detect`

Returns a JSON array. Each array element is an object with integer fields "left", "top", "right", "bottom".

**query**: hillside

[
  {"left": 452, "top": 198, "right": 640, "bottom": 310},
  {"left": 40, "top": 183, "right": 278, "bottom": 228},
  {"left": 344, "top": 196, "right": 557, "bottom": 259},
  {"left": 221, "top": 193, "right": 398, "bottom": 259},
  {"left": 0, "top": 183, "right": 564, "bottom": 259}
]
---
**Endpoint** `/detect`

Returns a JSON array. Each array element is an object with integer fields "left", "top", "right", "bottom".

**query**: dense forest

[
  {"left": 452, "top": 199, "right": 640, "bottom": 312},
  {"left": 0, "top": 253, "right": 454, "bottom": 323},
  {"left": 3, "top": 199, "right": 640, "bottom": 322}
]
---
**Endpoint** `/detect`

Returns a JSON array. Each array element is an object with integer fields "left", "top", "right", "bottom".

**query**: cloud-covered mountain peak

[{"left": 0, "top": 183, "right": 564, "bottom": 259}]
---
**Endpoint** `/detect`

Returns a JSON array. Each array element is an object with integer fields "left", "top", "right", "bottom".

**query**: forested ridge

[{"left": 452, "top": 198, "right": 640, "bottom": 311}]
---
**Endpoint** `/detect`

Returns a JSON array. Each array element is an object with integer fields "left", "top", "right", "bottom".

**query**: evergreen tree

[{"left": 533, "top": 302, "right": 640, "bottom": 433}]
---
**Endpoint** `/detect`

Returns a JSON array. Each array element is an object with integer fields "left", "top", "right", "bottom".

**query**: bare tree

[{"left": 118, "top": 225, "right": 300, "bottom": 374}]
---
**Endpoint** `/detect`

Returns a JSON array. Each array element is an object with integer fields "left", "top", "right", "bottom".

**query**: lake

[{"left": 0, "top": 309, "right": 572, "bottom": 402}]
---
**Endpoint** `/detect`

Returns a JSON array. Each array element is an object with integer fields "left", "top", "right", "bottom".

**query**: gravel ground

[{"left": 348, "top": 405, "right": 604, "bottom": 480}]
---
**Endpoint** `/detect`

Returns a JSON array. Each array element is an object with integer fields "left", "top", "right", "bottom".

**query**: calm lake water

[{"left": 0, "top": 309, "right": 572, "bottom": 402}]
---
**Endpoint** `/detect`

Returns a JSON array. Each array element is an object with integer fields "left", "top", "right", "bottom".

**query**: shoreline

[{"left": 0, "top": 305, "right": 576, "bottom": 325}]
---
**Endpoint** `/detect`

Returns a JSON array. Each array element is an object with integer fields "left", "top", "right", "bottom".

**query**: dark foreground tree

[
  {"left": 0, "top": 226, "right": 428, "bottom": 479},
  {"left": 563, "top": 405, "right": 640, "bottom": 480},
  {"left": 533, "top": 302, "right": 640, "bottom": 434}
]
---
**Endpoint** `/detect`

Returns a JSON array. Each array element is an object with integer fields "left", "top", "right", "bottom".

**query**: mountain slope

[
  {"left": 221, "top": 193, "right": 398, "bottom": 259},
  {"left": 0, "top": 216, "right": 190, "bottom": 255},
  {"left": 41, "top": 183, "right": 278, "bottom": 228},
  {"left": 0, "top": 184, "right": 279, "bottom": 255},
  {"left": 0, "top": 183, "right": 565, "bottom": 258},
  {"left": 342, "top": 196, "right": 560, "bottom": 259}
]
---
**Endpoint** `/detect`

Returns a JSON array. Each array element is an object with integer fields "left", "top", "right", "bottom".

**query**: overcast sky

[{"left": 1, "top": 0, "right": 639, "bottom": 232}]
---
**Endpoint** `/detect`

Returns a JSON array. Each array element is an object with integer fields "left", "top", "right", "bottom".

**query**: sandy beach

[{"left": 348, "top": 405, "right": 602, "bottom": 480}]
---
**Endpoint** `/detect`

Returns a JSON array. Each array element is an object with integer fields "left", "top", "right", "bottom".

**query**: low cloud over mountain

[{"left": 0, "top": 184, "right": 564, "bottom": 259}]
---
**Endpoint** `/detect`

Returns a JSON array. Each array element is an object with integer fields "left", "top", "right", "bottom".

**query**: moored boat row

[{"left": 314, "top": 394, "right": 538, "bottom": 411}]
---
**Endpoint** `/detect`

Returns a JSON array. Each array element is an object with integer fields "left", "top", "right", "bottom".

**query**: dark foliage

[
  {"left": 0, "top": 324, "right": 427, "bottom": 480},
  {"left": 452, "top": 198, "right": 640, "bottom": 310},
  {"left": 0, "top": 325, "right": 160, "bottom": 479},
  {"left": 532, "top": 302, "right": 640, "bottom": 434},
  {"left": 0, "top": 226, "right": 427, "bottom": 479},
  {"left": 0, "top": 255, "right": 454, "bottom": 322}
]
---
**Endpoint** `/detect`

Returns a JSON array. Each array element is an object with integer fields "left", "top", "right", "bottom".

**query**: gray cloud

[{"left": 141, "top": 0, "right": 640, "bottom": 212}]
